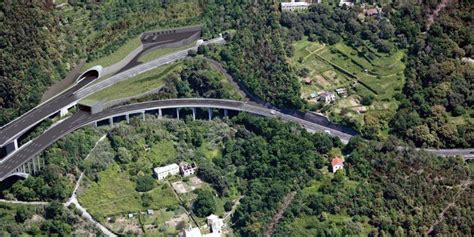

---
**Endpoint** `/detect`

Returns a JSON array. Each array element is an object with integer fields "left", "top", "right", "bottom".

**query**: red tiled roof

[
  {"left": 366, "top": 8, "right": 378, "bottom": 16},
  {"left": 331, "top": 157, "right": 344, "bottom": 166}
]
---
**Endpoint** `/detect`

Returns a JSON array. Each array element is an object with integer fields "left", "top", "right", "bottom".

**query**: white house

[
  {"left": 339, "top": 0, "right": 354, "bottom": 7},
  {"left": 207, "top": 214, "right": 224, "bottom": 234},
  {"left": 319, "top": 92, "right": 336, "bottom": 104},
  {"left": 180, "top": 162, "right": 198, "bottom": 177},
  {"left": 181, "top": 227, "right": 202, "bottom": 237},
  {"left": 331, "top": 157, "right": 345, "bottom": 173},
  {"left": 281, "top": 0, "right": 312, "bottom": 12},
  {"left": 154, "top": 164, "right": 179, "bottom": 180}
]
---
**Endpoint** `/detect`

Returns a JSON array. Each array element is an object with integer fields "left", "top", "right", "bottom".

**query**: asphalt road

[
  {"left": 0, "top": 76, "right": 96, "bottom": 147},
  {"left": 0, "top": 98, "right": 472, "bottom": 181},
  {"left": 73, "top": 37, "right": 225, "bottom": 99},
  {"left": 0, "top": 36, "right": 224, "bottom": 150}
]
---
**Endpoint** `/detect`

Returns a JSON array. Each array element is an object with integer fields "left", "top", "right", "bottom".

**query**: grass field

[
  {"left": 287, "top": 214, "right": 374, "bottom": 236},
  {"left": 291, "top": 38, "right": 406, "bottom": 135},
  {"left": 79, "top": 164, "right": 143, "bottom": 217},
  {"left": 148, "top": 140, "right": 178, "bottom": 166},
  {"left": 80, "top": 62, "right": 183, "bottom": 106},
  {"left": 79, "top": 164, "right": 180, "bottom": 218},
  {"left": 82, "top": 36, "right": 142, "bottom": 71}
]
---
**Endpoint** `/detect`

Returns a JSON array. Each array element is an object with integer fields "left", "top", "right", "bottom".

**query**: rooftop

[
  {"left": 154, "top": 163, "right": 179, "bottom": 173},
  {"left": 331, "top": 157, "right": 344, "bottom": 166}
]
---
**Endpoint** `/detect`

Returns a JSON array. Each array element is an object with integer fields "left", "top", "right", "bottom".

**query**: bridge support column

[
  {"left": 32, "top": 158, "right": 37, "bottom": 174},
  {"left": 224, "top": 109, "right": 228, "bottom": 117},
  {"left": 176, "top": 108, "right": 180, "bottom": 120},
  {"left": 192, "top": 108, "right": 196, "bottom": 120},
  {"left": 208, "top": 108, "right": 213, "bottom": 121},
  {"left": 109, "top": 117, "right": 113, "bottom": 126},
  {"left": 60, "top": 107, "right": 68, "bottom": 117},
  {"left": 126, "top": 114, "right": 130, "bottom": 123},
  {"left": 14, "top": 139, "right": 18, "bottom": 150},
  {"left": 142, "top": 112, "right": 145, "bottom": 121},
  {"left": 158, "top": 109, "right": 162, "bottom": 119}
]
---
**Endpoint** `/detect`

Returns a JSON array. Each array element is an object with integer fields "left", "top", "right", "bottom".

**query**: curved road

[
  {"left": 0, "top": 98, "right": 473, "bottom": 181},
  {"left": 0, "top": 75, "right": 96, "bottom": 147}
]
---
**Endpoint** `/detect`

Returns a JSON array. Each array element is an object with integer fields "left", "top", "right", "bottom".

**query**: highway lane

[
  {"left": 0, "top": 36, "right": 224, "bottom": 151},
  {"left": 1, "top": 98, "right": 472, "bottom": 180},
  {"left": 73, "top": 37, "right": 225, "bottom": 99},
  {"left": 0, "top": 76, "right": 96, "bottom": 147}
]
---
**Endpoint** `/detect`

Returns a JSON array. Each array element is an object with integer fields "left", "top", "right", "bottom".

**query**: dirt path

[
  {"left": 426, "top": 0, "right": 450, "bottom": 30},
  {"left": 426, "top": 179, "right": 472, "bottom": 234},
  {"left": 0, "top": 199, "right": 48, "bottom": 205},
  {"left": 264, "top": 192, "right": 296, "bottom": 237},
  {"left": 66, "top": 172, "right": 117, "bottom": 237}
]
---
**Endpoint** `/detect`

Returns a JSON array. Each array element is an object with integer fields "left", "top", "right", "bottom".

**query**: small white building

[
  {"left": 207, "top": 214, "right": 224, "bottom": 234},
  {"left": 154, "top": 164, "right": 180, "bottom": 180},
  {"left": 181, "top": 227, "right": 202, "bottom": 237},
  {"left": 335, "top": 88, "right": 347, "bottom": 97},
  {"left": 180, "top": 162, "right": 198, "bottom": 177},
  {"left": 331, "top": 157, "right": 345, "bottom": 173},
  {"left": 319, "top": 92, "right": 336, "bottom": 104},
  {"left": 281, "top": 0, "right": 312, "bottom": 12},
  {"left": 339, "top": 0, "right": 354, "bottom": 7}
]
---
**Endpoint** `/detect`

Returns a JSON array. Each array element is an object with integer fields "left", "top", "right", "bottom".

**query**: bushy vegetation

[
  {"left": 204, "top": 1, "right": 304, "bottom": 108},
  {"left": 389, "top": 1, "right": 473, "bottom": 148},
  {"left": 0, "top": 202, "right": 99, "bottom": 236},
  {"left": 276, "top": 138, "right": 472, "bottom": 236}
]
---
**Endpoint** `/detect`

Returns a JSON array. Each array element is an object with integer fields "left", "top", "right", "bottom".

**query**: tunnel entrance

[{"left": 76, "top": 65, "right": 103, "bottom": 83}]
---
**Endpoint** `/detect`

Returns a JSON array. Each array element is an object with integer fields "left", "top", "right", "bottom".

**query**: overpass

[
  {"left": 1, "top": 98, "right": 473, "bottom": 181},
  {"left": 0, "top": 35, "right": 224, "bottom": 161}
]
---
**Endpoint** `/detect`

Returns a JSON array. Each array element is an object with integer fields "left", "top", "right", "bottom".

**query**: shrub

[{"left": 136, "top": 176, "right": 156, "bottom": 192}]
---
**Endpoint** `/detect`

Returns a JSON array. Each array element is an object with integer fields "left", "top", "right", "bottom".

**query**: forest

[
  {"left": 1, "top": 112, "right": 471, "bottom": 235},
  {"left": 388, "top": 1, "right": 473, "bottom": 148}
]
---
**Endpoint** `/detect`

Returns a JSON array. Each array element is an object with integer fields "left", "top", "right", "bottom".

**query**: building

[
  {"left": 331, "top": 157, "right": 344, "bottom": 173},
  {"left": 281, "top": 0, "right": 311, "bottom": 12},
  {"left": 339, "top": 0, "right": 354, "bottom": 7},
  {"left": 365, "top": 8, "right": 379, "bottom": 17},
  {"left": 304, "top": 78, "right": 312, "bottom": 85},
  {"left": 207, "top": 214, "right": 224, "bottom": 234},
  {"left": 335, "top": 88, "right": 347, "bottom": 97},
  {"left": 319, "top": 92, "right": 336, "bottom": 104},
  {"left": 147, "top": 209, "right": 154, "bottom": 215},
  {"left": 310, "top": 91, "right": 318, "bottom": 99},
  {"left": 154, "top": 164, "right": 179, "bottom": 180},
  {"left": 180, "top": 162, "right": 198, "bottom": 177},
  {"left": 181, "top": 227, "right": 202, "bottom": 237}
]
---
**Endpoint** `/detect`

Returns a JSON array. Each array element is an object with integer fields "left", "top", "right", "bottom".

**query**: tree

[
  {"left": 193, "top": 189, "right": 216, "bottom": 217},
  {"left": 116, "top": 147, "right": 132, "bottom": 164},
  {"left": 15, "top": 207, "right": 32, "bottom": 223},
  {"left": 224, "top": 201, "right": 233, "bottom": 212},
  {"left": 136, "top": 176, "right": 156, "bottom": 192},
  {"left": 360, "top": 95, "right": 374, "bottom": 106}
]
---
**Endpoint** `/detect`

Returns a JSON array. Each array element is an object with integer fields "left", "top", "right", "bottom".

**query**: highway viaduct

[{"left": 1, "top": 98, "right": 473, "bottom": 181}]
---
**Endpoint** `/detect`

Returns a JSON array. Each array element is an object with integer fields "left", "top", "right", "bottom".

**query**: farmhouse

[
  {"left": 319, "top": 92, "right": 336, "bottom": 104},
  {"left": 335, "top": 88, "right": 348, "bottom": 97},
  {"left": 281, "top": 0, "right": 313, "bottom": 12},
  {"left": 331, "top": 157, "right": 345, "bottom": 173},
  {"left": 180, "top": 162, "right": 198, "bottom": 177},
  {"left": 339, "top": 0, "right": 354, "bottom": 7},
  {"left": 154, "top": 163, "right": 180, "bottom": 180},
  {"left": 207, "top": 214, "right": 224, "bottom": 234},
  {"left": 365, "top": 8, "right": 379, "bottom": 17}
]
